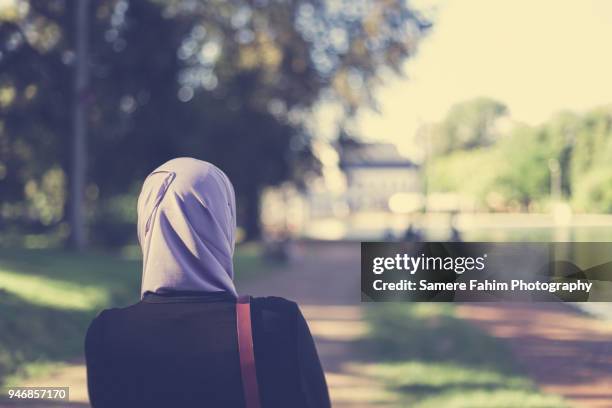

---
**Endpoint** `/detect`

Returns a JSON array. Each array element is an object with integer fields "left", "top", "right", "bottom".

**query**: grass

[
  {"left": 0, "top": 244, "right": 265, "bottom": 386},
  {"left": 358, "top": 303, "right": 569, "bottom": 408}
]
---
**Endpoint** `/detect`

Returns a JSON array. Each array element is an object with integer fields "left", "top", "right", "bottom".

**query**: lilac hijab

[{"left": 137, "top": 157, "right": 238, "bottom": 298}]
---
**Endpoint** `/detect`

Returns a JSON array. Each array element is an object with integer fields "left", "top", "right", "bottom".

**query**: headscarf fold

[{"left": 137, "top": 157, "right": 237, "bottom": 298}]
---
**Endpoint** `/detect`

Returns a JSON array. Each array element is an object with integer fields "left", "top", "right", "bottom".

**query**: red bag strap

[{"left": 236, "top": 295, "right": 261, "bottom": 408}]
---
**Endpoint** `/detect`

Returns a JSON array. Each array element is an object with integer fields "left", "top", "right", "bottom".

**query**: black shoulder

[
  {"left": 85, "top": 306, "right": 125, "bottom": 336},
  {"left": 85, "top": 309, "right": 110, "bottom": 353},
  {"left": 252, "top": 296, "right": 299, "bottom": 315},
  {"left": 250, "top": 296, "right": 300, "bottom": 331},
  {"left": 86, "top": 308, "right": 114, "bottom": 333}
]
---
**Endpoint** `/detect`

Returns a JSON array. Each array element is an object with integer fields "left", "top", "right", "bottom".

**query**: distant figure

[
  {"left": 449, "top": 212, "right": 462, "bottom": 242},
  {"left": 263, "top": 230, "right": 293, "bottom": 262},
  {"left": 403, "top": 224, "right": 422, "bottom": 242},
  {"left": 383, "top": 228, "right": 396, "bottom": 241},
  {"left": 85, "top": 158, "right": 330, "bottom": 408},
  {"left": 449, "top": 225, "right": 462, "bottom": 242}
]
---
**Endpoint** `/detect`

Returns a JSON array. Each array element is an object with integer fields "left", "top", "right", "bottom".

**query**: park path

[
  {"left": 237, "top": 241, "right": 396, "bottom": 407},
  {"left": 457, "top": 303, "right": 612, "bottom": 408}
]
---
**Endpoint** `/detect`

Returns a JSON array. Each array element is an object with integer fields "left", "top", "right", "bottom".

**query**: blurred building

[
  {"left": 261, "top": 140, "right": 423, "bottom": 239},
  {"left": 339, "top": 142, "right": 421, "bottom": 213}
]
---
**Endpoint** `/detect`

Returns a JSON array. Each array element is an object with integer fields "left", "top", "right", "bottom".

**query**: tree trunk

[
  {"left": 69, "top": 0, "right": 90, "bottom": 250},
  {"left": 243, "top": 184, "right": 261, "bottom": 241}
]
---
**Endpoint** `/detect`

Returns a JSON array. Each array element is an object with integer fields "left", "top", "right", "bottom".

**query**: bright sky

[{"left": 319, "top": 0, "right": 612, "bottom": 157}]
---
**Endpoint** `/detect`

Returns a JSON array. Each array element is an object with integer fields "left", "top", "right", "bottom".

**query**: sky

[{"left": 318, "top": 0, "right": 612, "bottom": 158}]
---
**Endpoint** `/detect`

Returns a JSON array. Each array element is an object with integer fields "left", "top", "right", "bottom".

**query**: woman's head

[{"left": 137, "top": 157, "right": 237, "bottom": 298}]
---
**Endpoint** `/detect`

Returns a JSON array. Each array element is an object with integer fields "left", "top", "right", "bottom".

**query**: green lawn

[
  {"left": 0, "top": 244, "right": 264, "bottom": 385},
  {"left": 358, "top": 304, "right": 569, "bottom": 408}
]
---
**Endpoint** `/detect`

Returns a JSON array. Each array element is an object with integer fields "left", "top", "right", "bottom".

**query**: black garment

[{"left": 85, "top": 292, "right": 330, "bottom": 408}]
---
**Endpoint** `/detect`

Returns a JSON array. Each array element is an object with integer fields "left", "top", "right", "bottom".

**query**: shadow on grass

[
  {"left": 0, "top": 249, "right": 142, "bottom": 386},
  {"left": 0, "top": 249, "right": 142, "bottom": 309},
  {"left": 359, "top": 303, "right": 517, "bottom": 371},
  {"left": 0, "top": 291, "right": 93, "bottom": 382},
  {"left": 353, "top": 303, "right": 569, "bottom": 408}
]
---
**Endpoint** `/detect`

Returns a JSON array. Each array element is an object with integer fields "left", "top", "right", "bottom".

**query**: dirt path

[
  {"left": 238, "top": 241, "right": 395, "bottom": 407},
  {"left": 457, "top": 303, "right": 612, "bottom": 408}
]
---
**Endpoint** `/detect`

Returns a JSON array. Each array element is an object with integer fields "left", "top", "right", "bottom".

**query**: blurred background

[{"left": 1, "top": 0, "right": 611, "bottom": 407}]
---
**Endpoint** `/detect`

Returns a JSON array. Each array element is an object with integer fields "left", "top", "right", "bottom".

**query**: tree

[
  {"left": 0, "top": 0, "right": 430, "bottom": 244},
  {"left": 430, "top": 97, "right": 508, "bottom": 155},
  {"left": 0, "top": 0, "right": 74, "bottom": 236},
  {"left": 70, "top": 0, "right": 91, "bottom": 249},
  {"left": 494, "top": 126, "right": 555, "bottom": 209},
  {"left": 570, "top": 106, "right": 612, "bottom": 212}
]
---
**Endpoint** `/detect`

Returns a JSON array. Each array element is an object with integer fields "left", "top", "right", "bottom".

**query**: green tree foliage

[
  {"left": 428, "top": 103, "right": 612, "bottom": 213},
  {"left": 570, "top": 106, "right": 612, "bottom": 212},
  {"left": 427, "top": 147, "right": 501, "bottom": 202},
  {"left": 494, "top": 126, "right": 558, "bottom": 209},
  {"left": 573, "top": 169, "right": 612, "bottom": 213},
  {"left": 430, "top": 97, "right": 508, "bottom": 155},
  {"left": 0, "top": 0, "right": 429, "bottom": 242},
  {"left": 571, "top": 107, "right": 612, "bottom": 177}
]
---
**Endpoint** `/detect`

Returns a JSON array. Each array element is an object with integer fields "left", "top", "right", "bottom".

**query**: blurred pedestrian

[
  {"left": 383, "top": 228, "right": 396, "bottom": 241},
  {"left": 449, "top": 212, "right": 462, "bottom": 242},
  {"left": 403, "top": 224, "right": 423, "bottom": 242}
]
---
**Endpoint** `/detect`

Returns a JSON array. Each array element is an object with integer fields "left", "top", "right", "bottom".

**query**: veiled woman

[{"left": 85, "top": 157, "right": 330, "bottom": 408}]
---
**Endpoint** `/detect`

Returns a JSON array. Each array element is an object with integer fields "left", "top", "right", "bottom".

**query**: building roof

[{"left": 339, "top": 142, "right": 418, "bottom": 169}]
